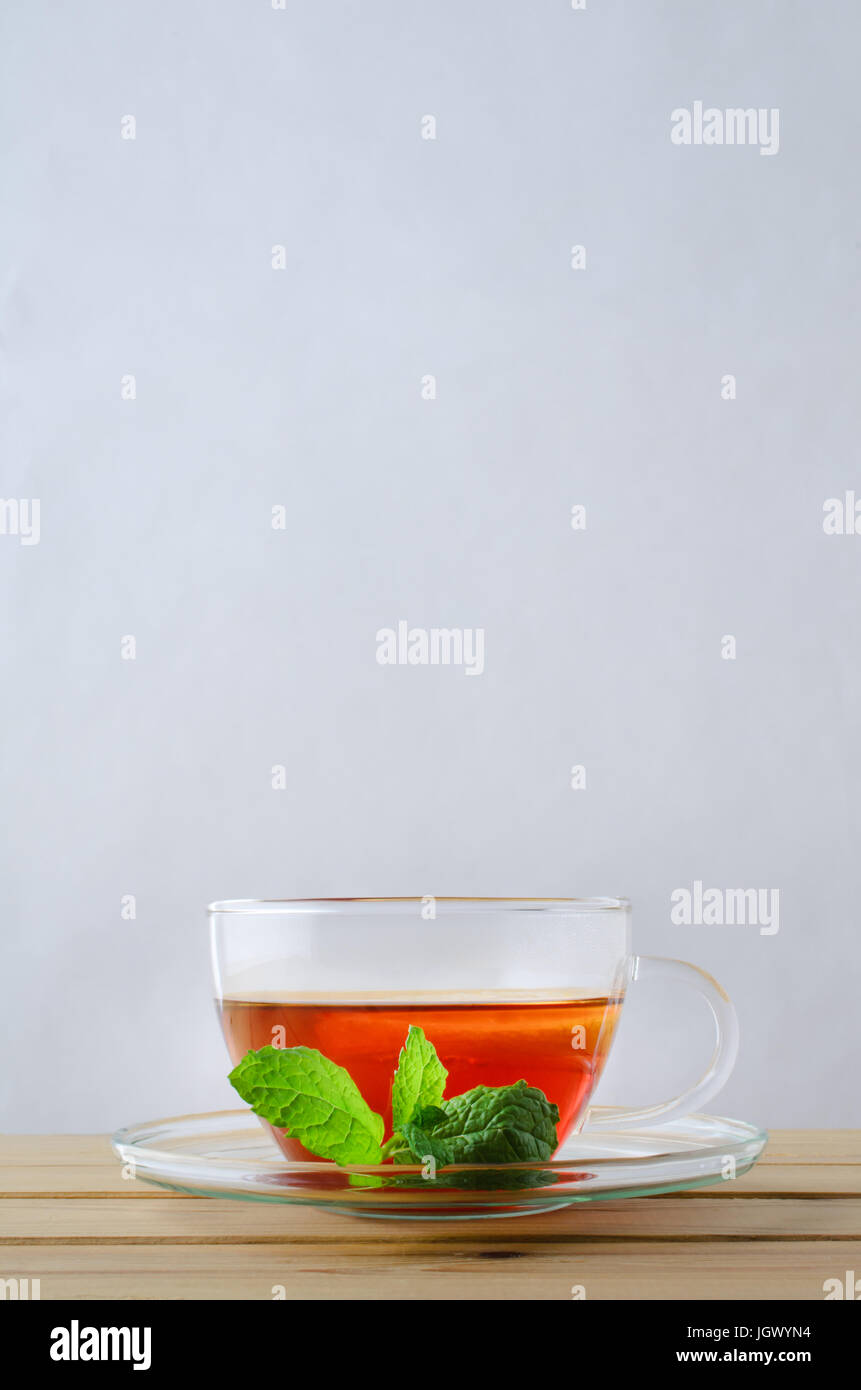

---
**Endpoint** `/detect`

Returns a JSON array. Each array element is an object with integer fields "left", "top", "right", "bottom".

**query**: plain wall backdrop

[{"left": 1, "top": 0, "right": 859, "bottom": 1132}]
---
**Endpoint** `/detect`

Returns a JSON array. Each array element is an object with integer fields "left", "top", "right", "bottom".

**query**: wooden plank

[
  {"left": 2, "top": 1136, "right": 859, "bottom": 1209},
  {"left": 0, "top": 1136, "right": 116, "bottom": 1165},
  {"left": 761, "top": 1132, "right": 861, "bottom": 1163},
  {"left": 706, "top": 1166, "right": 861, "bottom": 1197},
  {"left": 3, "top": 1241, "right": 858, "bottom": 1300},
  {"left": 4, "top": 1131, "right": 859, "bottom": 1170},
  {"left": 3, "top": 1161, "right": 861, "bottom": 1198},
  {"left": 0, "top": 1168, "right": 188, "bottom": 1197},
  {"left": 1, "top": 1196, "right": 860, "bottom": 1243}
]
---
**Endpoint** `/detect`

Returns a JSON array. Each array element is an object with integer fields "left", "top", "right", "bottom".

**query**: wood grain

[
  {"left": 1, "top": 1242, "right": 856, "bottom": 1301},
  {"left": 2, "top": 1196, "right": 861, "bottom": 1241},
  {"left": 1, "top": 1132, "right": 859, "bottom": 1299}
]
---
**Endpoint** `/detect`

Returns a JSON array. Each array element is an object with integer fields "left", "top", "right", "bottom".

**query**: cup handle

[{"left": 583, "top": 955, "right": 739, "bottom": 1131}]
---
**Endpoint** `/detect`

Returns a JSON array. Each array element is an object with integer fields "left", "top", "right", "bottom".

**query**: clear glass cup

[{"left": 209, "top": 897, "right": 738, "bottom": 1161}]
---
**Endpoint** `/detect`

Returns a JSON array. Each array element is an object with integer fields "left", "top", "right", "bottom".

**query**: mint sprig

[{"left": 228, "top": 1027, "right": 560, "bottom": 1170}]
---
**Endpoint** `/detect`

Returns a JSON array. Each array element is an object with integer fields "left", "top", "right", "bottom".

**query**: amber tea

[{"left": 218, "top": 992, "right": 623, "bottom": 1161}]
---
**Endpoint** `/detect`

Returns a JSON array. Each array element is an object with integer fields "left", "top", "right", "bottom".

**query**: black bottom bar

[{"left": 3, "top": 1298, "right": 856, "bottom": 1374}]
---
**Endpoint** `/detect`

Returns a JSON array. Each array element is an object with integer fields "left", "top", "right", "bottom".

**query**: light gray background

[{"left": 2, "top": 0, "right": 859, "bottom": 1131}]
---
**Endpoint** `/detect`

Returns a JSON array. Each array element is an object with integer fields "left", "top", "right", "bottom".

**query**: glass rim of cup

[{"left": 207, "top": 897, "right": 630, "bottom": 915}]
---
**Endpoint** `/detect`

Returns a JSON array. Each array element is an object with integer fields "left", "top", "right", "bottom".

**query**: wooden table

[{"left": 1, "top": 1132, "right": 859, "bottom": 1300}]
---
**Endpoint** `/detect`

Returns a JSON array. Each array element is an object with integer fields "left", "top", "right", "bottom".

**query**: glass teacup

[{"left": 210, "top": 897, "right": 738, "bottom": 1161}]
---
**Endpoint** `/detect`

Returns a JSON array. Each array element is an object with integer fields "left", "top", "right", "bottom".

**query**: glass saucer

[{"left": 111, "top": 1108, "right": 767, "bottom": 1220}]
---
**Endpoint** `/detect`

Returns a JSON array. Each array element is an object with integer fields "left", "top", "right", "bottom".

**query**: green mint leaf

[
  {"left": 404, "top": 1080, "right": 560, "bottom": 1165},
  {"left": 391, "top": 1025, "right": 448, "bottom": 1131},
  {"left": 413, "top": 1104, "right": 447, "bottom": 1129},
  {"left": 228, "top": 1045, "right": 385, "bottom": 1165},
  {"left": 391, "top": 1122, "right": 451, "bottom": 1168}
]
